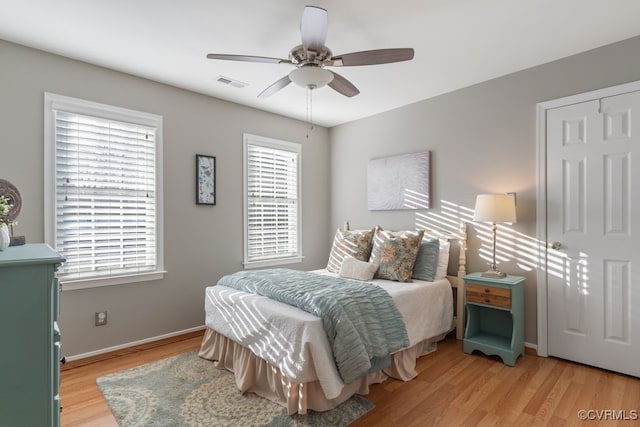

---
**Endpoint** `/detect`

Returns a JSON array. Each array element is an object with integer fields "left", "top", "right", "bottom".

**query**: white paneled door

[{"left": 546, "top": 90, "right": 640, "bottom": 377}]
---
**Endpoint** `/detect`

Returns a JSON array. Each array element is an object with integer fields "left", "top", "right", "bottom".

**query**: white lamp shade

[
  {"left": 289, "top": 67, "right": 334, "bottom": 89},
  {"left": 473, "top": 194, "right": 516, "bottom": 223}
]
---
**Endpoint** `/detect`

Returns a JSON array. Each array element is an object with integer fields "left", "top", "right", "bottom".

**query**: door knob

[{"left": 549, "top": 241, "right": 562, "bottom": 250}]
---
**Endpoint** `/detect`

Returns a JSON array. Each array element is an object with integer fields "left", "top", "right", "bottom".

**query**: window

[
  {"left": 243, "top": 133, "right": 302, "bottom": 268},
  {"left": 44, "top": 93, "right": 164, "bottom": 289}
]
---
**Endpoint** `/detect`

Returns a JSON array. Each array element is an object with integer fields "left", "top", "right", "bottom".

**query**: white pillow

[
  {"left": 434, "top": 240, "right": 450, "bottom": 280},
  {"left": 339, "top": 256, "right": 378, "bottom": 281}
]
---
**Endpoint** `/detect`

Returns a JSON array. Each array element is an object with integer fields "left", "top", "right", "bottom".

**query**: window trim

[
  {"left": 242, "top": 133, "right": 303, "bottom": 269},
  {"left": 44, "top": 92, "right": 165, "bottom": 290}
]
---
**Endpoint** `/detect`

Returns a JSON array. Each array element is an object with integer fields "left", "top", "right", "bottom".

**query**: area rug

[{"left": 97, "top": 351, "right": 373, "bottom": 426}]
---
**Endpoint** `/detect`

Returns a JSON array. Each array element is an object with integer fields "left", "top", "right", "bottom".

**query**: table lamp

[{"left": 473, "top": 193, "right": 516, "bottom": 278}]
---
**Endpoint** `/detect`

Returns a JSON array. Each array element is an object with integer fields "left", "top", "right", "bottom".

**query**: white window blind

[
  {"left": 45, "top": 93, "right": 163, "bottom": 287},
  {"left": 244, "top": 134, "right": 301, "bottom": 267}
]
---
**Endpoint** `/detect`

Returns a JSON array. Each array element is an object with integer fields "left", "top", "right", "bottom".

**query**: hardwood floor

[
  {"left": 61, "top": 331, "right": 204, "bottom": 427},
  {"left": 61, "top": 332, "right": 640, "bottom": 426},
  {"left": 351, "top": 340, "right": 640, "bottom": 427}
]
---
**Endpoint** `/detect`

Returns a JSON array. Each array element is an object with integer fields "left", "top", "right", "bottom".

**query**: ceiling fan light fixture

[
  {"left": 289, "top": 66, "right": 334, "bottom": 89},
  {"left": 207, "top": 6, "right": 414, "bottom": 98}
]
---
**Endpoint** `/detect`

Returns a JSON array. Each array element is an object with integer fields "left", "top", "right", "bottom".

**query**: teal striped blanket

[{"left": 217, "top": 268, "right": 409, "bottom": 384}]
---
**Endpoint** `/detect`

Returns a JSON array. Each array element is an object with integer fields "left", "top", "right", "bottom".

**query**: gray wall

[
  {"left": 0, "top": 39, "right": 331, "bottom": 356},
  {"left": 329, "top": 35, "right": 640, "bottom": 345},
  {"left": 3, "top": 34, "right": 640, "bottom": 355}
]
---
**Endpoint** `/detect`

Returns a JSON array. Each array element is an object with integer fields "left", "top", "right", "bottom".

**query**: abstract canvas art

[
  {"left": 196, "top": 154, "right": 216, "bottom": 205},
  {"left": 367, "top": 151, "right": 430, "bottom": 210}
]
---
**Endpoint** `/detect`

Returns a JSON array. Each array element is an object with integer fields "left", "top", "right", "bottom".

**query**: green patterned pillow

[
  {"left": 370, "top": 228, "right": 424, "bottom": 282},
  {"left": 326, "top": 228, "right": 375, "bottom": 273}
]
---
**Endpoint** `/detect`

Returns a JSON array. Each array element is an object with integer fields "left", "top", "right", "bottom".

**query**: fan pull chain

[{"left": 306, "top": 87, "right": 314, "bottom": 139}]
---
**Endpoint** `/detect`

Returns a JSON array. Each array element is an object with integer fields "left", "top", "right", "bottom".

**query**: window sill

[
  {"left": 243, "top": 256, "right": 304, "bottom": 270},
  {"left": 60, "top": 270, "right": 166, "bottom": 291}
]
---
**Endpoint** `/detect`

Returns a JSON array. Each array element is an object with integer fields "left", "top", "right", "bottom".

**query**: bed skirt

[{"left": 198, "top": 327, "right": 442, "bottom": 415}]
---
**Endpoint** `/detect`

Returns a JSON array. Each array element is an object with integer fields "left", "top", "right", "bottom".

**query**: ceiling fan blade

[
  {"left": 328, "top": 71, "right": 360, "bottom": 97},
  {"left": 207, "top": 53, "right": 290, "bottom": 64},
  {"left": 330, "top": 48, "right": 414, "bottom": 67},
  {"left": 300, "top": 6, "right": 328, "bottom": 54},
  {"left": 258, "top": 75, "right": 292, "bottom": 98}
]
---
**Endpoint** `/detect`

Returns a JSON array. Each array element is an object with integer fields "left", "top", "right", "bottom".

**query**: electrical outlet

[{"left": 95, "top": 311, "right": 108, "bottom": 326}]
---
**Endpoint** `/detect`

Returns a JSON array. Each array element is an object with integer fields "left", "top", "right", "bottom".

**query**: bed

[{"left": 198, "top": 224, "right": 467, "bottom": 415}]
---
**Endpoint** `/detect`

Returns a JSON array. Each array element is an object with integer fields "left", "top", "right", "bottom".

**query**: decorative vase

[{"left": 0, "top": 224, "right": 9, "bottom": 251}]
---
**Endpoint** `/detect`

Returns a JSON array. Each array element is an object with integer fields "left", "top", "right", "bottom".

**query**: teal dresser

[
  {"left": 463, "top": 273, "right": 525, "bottom": 366},
  {"left": 0, "top": 244, "right": 64, "bottom": 427}
]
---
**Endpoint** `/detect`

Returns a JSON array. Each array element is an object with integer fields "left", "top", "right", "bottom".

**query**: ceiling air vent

[{"left": 216, "top": 75, "right": 248, "bottom": 89}]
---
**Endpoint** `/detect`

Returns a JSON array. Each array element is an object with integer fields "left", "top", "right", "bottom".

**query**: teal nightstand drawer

[
  {"left": 53, "top": 395, "right": 61, "bottom": 427},
  {"left": 54, "top": 341, "right": 61, "bottom": 396},
  {"left": 53, "top": 277, "right": 60, "bottom": 320},
  {"left": 466, "top": 283, "right": 511, "bottom": 309}
]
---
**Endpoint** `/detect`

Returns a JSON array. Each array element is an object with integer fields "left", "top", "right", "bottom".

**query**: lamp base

[{"left": 481, "top": 269, "right": 507, "bottom": 278}]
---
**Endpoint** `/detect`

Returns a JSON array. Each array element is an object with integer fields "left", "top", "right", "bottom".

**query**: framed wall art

[
  {"left": 367, "top": 151, "right": 430, "bottom": 210},
  {"left": 196, "top": 154, "right": 216, "bottom": 205}
]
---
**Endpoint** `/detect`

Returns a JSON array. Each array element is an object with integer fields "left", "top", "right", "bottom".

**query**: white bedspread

[{"left": 204, "top": 269, "right": 453, "bottom": 400}]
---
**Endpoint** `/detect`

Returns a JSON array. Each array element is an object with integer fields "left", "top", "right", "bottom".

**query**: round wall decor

[{"left": 0, "top": 179, "right": 22, "bottom": 222}]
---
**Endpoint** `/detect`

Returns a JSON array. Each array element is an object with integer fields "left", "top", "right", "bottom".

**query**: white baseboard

[
  {"left": 65, "top": 325, "right": 205, "bottom": 362},
  {"left": 65, "top": 327, "right": 540, "bottom": 362}
]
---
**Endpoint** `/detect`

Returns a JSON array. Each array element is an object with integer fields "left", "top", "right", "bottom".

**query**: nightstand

[{"left": 463, "top": 272, "right": 525, "bottom": 366}]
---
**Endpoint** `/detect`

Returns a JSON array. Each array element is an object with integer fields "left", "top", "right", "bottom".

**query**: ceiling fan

[{"left": 206, "top": 6, "right": 414, "bottom": 98}]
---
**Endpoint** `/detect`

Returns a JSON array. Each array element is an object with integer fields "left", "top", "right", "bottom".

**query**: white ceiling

[{"left": 2, "top": 0, "right": 640, "bottom": 127}]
